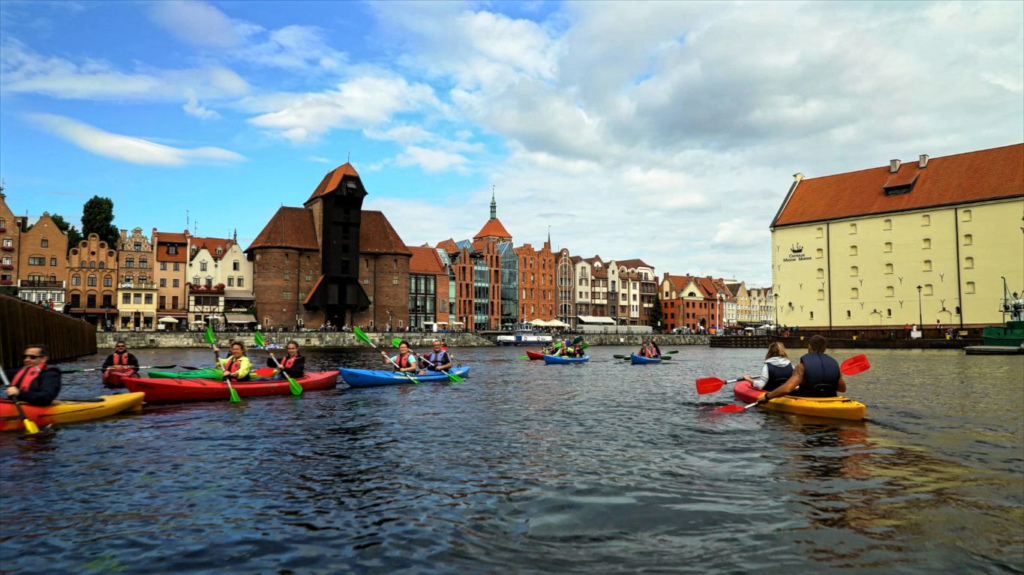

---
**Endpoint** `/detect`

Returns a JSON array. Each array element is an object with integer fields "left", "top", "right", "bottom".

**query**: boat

[
  {"left": 630, "top": 353, "right": 662, "bottom": 365},
  {"left": 340, "top": 366, "right": 471, "bottom": 388},
  {"left": 121, "top": 371, "right": 339, "bottom": 403},
  {"left": 982, "top": 281, "right": 1024, "bottom": 347},
  {"left": 526, "top": 350, "right": 546, "bottom": 360},
  {"left": 101, "top": 369, "right": 137, "bottom": 388},
  {"left": 542, "top": 354, "right": 590, "bottom": 364},
  {"left": 1, "top": 393, "right": 145, "bottom": 432},
  {"left": 147, "top": 367, "right": 277, "bottom": 380},
  {"left": 732, "top": 380, "right": 866, "bottom": 421}
]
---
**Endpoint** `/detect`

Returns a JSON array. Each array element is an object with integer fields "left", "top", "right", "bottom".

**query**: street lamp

[
  {"left": 916, "top": 285, "right": 923, "bottom": 328},
  {"left": 717, "top": 293, "right": 724, "bottom": 334}
]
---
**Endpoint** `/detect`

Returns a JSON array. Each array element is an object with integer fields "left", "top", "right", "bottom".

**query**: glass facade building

[
  {"left": 499, "top": 242, "right": 518, "bottom": 330},
  {"left": 409, "top": 273, "right": 437, "bottom": 329}
]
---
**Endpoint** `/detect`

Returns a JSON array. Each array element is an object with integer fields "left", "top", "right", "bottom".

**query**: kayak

[
  {"left": 1, "top": 393, "right": 145, "bottom": 432},
  {"left": 121, "top": 371, "right": 339, "bottom": 403},
  {"left": 630, "top": 354, "right": 662, "bottom": 365},
  {"left": 341, "top": 366, "right": 471, "bottom": 388},
  {"left": 101, "top": 369, "right": 137, "bottom": 388},
  {"left": 543, "top": 355, "right": 590, "bottom": 364},
  {"left": 148, "top": 368, "right": 222, "bottom": 380},
  {"left": 733, "top": 380, "right": 866, "bottom": 421},
  {"left": 526, "top": 350, "right": 546, "bottom": 360}
]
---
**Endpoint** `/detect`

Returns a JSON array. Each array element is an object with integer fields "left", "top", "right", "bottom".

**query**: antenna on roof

[
  {"left": 347, "top": 151, "right": 351, "bottom": 163},
  {"left": 186, "top": 209, "right": 189, "bottom": 231}
]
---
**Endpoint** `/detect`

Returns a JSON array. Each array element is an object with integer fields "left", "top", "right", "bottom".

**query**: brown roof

[
  {"left": 774, "top": 143, "right": 1024, "bottom": 227},
  {"left": 360, "top": 210, "right": 411, "bottom": 255},
  {"left": 307, "top": 162, "right": 360, "bottom": 204},
  {"left": 154, "top": 230, "right": 189, "bottom": 263},
  {"left": 190, "top": 236, "right": 234, "bottom": 260},
  {"left": 473, "top": 217, "right": 512, "bottom": 240},
  {"left": 613, "top": 258, "right": 653, "bottom": 270},
  {"left": 247, "top": 207, "right": 319, "bottom": 252},
  {"left": 156, "top": 232, "right": 188, "bottom": 244},
  {"left": 408, "top": 246, "right": 446, "bottom": 275},
  {"left": 436, "top": 238, "right": 459, "bottom": 253},
  {"left": 665, "top": 275, "right": 720, "bottom": 299},
  {"left": 471, "top": 239, "right": 488, "bottom": 253}
]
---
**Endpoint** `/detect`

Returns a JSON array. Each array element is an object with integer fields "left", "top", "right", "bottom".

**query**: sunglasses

[{"left": 24, "top": 354, "right": 41, "bottom": 359}]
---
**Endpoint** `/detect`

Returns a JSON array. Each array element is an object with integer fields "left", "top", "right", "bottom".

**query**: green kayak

[{"left": 148, "top": 368, "right": 223, "bottom": 379}]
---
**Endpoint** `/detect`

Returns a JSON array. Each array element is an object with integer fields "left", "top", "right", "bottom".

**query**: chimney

[
  {"left": 793, "top": 172, "right": 804, "bottom": 182},
  {"left": 918, "top": 154, "right": 929, "bottom": 169},
  {"left": 889, "top": 159, "right": 901, "bottom": 173}
]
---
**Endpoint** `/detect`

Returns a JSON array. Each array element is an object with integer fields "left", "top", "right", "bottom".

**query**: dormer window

[{"left": 216, "top": 247, "right": 223, "bottom": 255}]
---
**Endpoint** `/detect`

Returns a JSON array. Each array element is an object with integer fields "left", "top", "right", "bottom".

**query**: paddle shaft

[
  {"left": 268, "top": 353, "right": 303, "bottom": 395},
  {"left": 0, "top": 365, "right": 40, "bottom": 434}
]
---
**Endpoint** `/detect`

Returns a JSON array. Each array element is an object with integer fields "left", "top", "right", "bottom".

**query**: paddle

[
  {"left": 0, "top": 366, "right": 40, "bottom": 435},
  {"left": 207, "top": 326, "right": 240, "bottom": 403},
  {"left": 60, "top": 364, "right": 176, "bottom": 374},
  {"left": 257, "top": 331, "right": 302, "bottom": 396},
  {"left": 697, "top": 354, "right": 872, "bottom": 396},
  {"left": 353, "top": 327, "right": 421, "bottom": 385},
  {"left": 391, "top": 338, "right": 464, "bottom": 383}
]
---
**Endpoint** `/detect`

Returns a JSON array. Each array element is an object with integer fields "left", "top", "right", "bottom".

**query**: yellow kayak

[
  {"left": 734, "top": 381, "right": 866, "bottom": 421},
  {"left": 1, "top": 393, "right": 145, "bottom": 432}
]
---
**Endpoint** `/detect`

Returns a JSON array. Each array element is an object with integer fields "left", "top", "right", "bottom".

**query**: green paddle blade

[
  {"left": 353, "top": 326, "right": 372, "bottom": 345},
  {"left": 446, "top": 371, "right": 465, "bottom": 383},
  {"left": 205, "top": 325, "right": 215, "bottom": 344},
  {"left": 228, "top": 385, "right": 241, "bottom": 403},
  {"left": 255, "top": 331, "right": 266, "bottom": 347},
  {"left": 287, "top": 374, "right": 302, "bottom": 396},
  {"left": 573, "top": 336, "right": 584, "bottom": 344},
  {"left": 391, "top": 337, "right": 402, "bottom": 347},
  {"left": 518, "top": 355, "right": 529, "bottom": 360}
]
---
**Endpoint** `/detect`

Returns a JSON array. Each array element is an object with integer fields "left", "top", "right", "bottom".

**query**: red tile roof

[
  {"left": 246, "top": 207, "right": 319, "bottom": 252},
  {"left": 436, "top": 238, "right": 459, "bottom": 253},
  {"left": 613, "top": 258, "right": 653, "bottom": 270},
  {"left": 774, "top": 143, "right": 1024, "bottom": 227},
  {"left": 190, "top": 236, "right": 234, "bottom": 260},
  {"left": 154, "top": 230, "right": 189, "bottom": 262},
  {"left": 306, "top": 162, "right": 361, "bottom": 204},
  {"left": 360, "top": 210, "right": 411, "bottom": 255},
  {"left": 408, "top": 246, "right": 446, "bottom": 275},
  {"left": 473, "top": 217, "right": 512, "bottom": 240},
  {"left": 156, "top": 232, "right": 188, "bottom": 244}
]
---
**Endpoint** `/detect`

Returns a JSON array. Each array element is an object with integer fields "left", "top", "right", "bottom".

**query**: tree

[
  {"left": 49, "top": 214, "right": 84, "bottom": 250},
  {"left": 81, "top": 196, "right": 119, "bottom": 247},
  {"left": 650, "top": 293, "right": 664, "bottom": 332}
]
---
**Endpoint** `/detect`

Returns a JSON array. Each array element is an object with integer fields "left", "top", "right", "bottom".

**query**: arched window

[
  {"left": 922, "top": 238, "right": 931, "bottom": 249},
  {"left": 886, "top": 286, "right": 894, "bottom": 297},
  {"left": 965, "top": 257, "right": 974, "bottom": 269},
  {"left": 98, "top": 261, "right": 105, "bottom": 269},
  {"left": 883, "top": 219, "right": 892, "bottom": 230},
  {"left": 885, "top": 263, "right": 894, "bottom": 274},
  {"left": 89, "top": 261, "right": 95, "bottom": 268},
  {"left": 923, "top": 260, "right": 932, "bottom": 271},
  {"left": 921, "top": 214, "right": 931, "bottom": 226},
  {"left": 87, "top": 275, "right": 97, "bottom": 287},
  {"left": 850, "top": 245, "right": 858, "bottom": 256},
  {"left": 850, "top": 288, "right": 859, "bottom": 299}
]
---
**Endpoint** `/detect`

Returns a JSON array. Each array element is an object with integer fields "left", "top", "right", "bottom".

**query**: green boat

[
  {"left": 148, "top": 368, "right": 222, "bottom": 379},
  {"left": 982, "top": 282, "right": 1024, "bottom": 347}
]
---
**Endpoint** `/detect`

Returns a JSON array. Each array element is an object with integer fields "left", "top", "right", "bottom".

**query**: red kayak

[
  {"left": 526, "top": 350, "right": 546, "bottom": 360},
  {"left": 120, "top": 371, "right": 339, "bottom": 403},
  {"left": 102, "top": 369, "right": 137, "bottom": 388}
]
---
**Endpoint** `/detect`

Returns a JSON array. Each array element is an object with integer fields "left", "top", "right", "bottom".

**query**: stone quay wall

[
  {"left": 97, "top": 331, "right": 496, "bottom": 349},
  {"left": 485, "top": 334, "right": 710, "bottom": 347}
]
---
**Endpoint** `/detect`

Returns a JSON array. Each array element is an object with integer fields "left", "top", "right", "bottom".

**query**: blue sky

[{"left": 2, "top": 1, "right": 1022, "bottom": 286}]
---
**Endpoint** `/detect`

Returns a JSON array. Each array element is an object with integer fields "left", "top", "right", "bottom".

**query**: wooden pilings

[{"left": 0, "top": 294, "right": 97, "bottom": 366}]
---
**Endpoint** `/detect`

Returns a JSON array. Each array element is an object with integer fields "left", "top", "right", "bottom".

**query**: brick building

[
  {"left": 514, "top": 240, "right": 556, "bottom": 323},
  {"left": 116, "top": 228, "right": 158, "bottom": 330},
  {"left": 153, "top": 230, "right": 189, "bottom": 330},
  {"left": 408, "top": 245, "right": 450, "bottom": 330},
  {"left": 66, "top": 233, "right": 119, "bottom": 327},
  {"left": 352, "top": 211, "right": 411, "bottom": 330},
  {"left": 0, "top": 187, "right": 21, "bottom": 291},
  {"left": 247, "top": 208, "right": 323, "bottom": 329},
  {"left": 660, "top": 274, "right": 728, "bottom": 333},
  {"left": 17, "top": 212, "right": 68, "bottom": 306}
]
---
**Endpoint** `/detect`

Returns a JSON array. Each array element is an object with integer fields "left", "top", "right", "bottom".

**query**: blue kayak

[
  {"left": 543, "top": 354, "right": 590, "bottom": 364},
  {"left": 631, "top": 353, "right": 662, "bottom": 365},
  {"left": 340, "top": 366, "right": 470, "bottom": 388}
]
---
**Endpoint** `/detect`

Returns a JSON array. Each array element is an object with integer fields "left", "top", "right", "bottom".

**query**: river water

[{"left": 1, "top": 346, "right": 1021, "bottom": 574}]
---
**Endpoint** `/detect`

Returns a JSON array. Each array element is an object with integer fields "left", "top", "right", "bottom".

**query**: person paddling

[
  {"left": 382, "top": 341, "right": 418, "bottom": 373},
  {"left": 418, "top": 339, "right": 453, "bottom": 374},
  {"left": 742, "top": 341, "right": 793, "bottom": 392},
  {"left": 4, "top": 345, "right": 62, "bottom": 407},
  {"left": 102, "top": 340, "right": 139, "bottom": 378},
  {"left": 268, "top": 341, "right": 304, "bottom": 380},
  {"left": 214, "top": 342, "right": 252, "bottom": 383},
  {"left": 758, "top": 335, "right": 845, "bottom": 404}
]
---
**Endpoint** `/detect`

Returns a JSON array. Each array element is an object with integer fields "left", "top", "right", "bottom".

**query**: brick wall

[
  {"left": 251, "top": 247, "right": 324, "bottom": 329},
  {"left": 0, "top": 194, "right": 20, "bottom": 286},
  {"left": 353, "top": 253, "right": 410, "bottom": 329},
  {"left": 515, "top": 242, "right": 556, "bottom": 323},
  {"left": 17, "top": 214, "right": 67, "bottom": 284}
]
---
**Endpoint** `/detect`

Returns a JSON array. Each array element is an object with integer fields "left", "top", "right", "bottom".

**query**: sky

[{"left": 1, "top": 1, "right": 1022, "bottom": 287}]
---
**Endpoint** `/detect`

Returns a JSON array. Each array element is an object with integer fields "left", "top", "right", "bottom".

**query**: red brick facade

[
  {"left": 0, "top": 191, "right": 21, "bottom": 288},
  {"left": 252, "top": 248, "right": 324, "bottom": 329},
  {"left": 353, "top": 253, "right": 410, "bottom": 330},
  {"left": 515, "top": 242, "right": 556, "bottom": 322}
]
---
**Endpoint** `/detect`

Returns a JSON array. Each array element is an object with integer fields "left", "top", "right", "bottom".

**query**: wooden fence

[{"left": 0, "top": 294, "right": 97, "bottom": 366}]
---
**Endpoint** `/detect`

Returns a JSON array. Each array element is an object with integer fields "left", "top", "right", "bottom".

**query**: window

[
  {"left": 144, "top": 294, "right": 153, "bottom": 305},
  {"left": 284, "top": 271, "right": 290, "bottom": 281},
  {"left": 886, "top": 286, "right": 894, "bottom": 297},
  {"left": 965, "top": 256, "right": 974, "bottom": 269},
  {"left": 298, "top": 291, "right": 306, "bottom": 302},
  {"left": 72, "top": 275, "right": 81, "bottom": 286},
  {"left": 98, "top": 261, "right": 104, "bottom": 269},
  {"left": 282, "top": 291, "right": 291, "bottom": 300},
  {"left": 810, "top": 311, "right": 814, "bottom": 319},
  {"left": 846, "top": 310, "right": 852, "bottom": 318},
  {"left": 87, "top": 275, "right": 97, "bottom": 287},
  {"left": 103, "top": 276, "right": 112, "bottom": 287},
  {"left": 193, "top": 276, "right": 200, "bottom": 284},
  {"left": 923, "top": 260, "right": 932, "bottom": 271},
  {"left": 816, "top": 248, "right": 824, "bottom": 259},
  {"left": 227, "top": 277, "right": 235, "bottom": 287},
  {"left": 850, "top": 288, "right": 859, "bottom": 299},
  {"left": 160, "top": 278, "right": 167, "bottom": 287},
  {"left": 80, "top": 261, "right": 87, "bottom": 268},
  {"left": 216, "top": 247, "right": 223, "bottom": 255},
  {"left": 173, "top": 279, "right": 179, "bottom": 288},
  {"left": 392, "top": 278, "right": 399, "bottom": 285},
  {"left": 963, "top": 234, "right": 973, "bottom": 246},
  {"left": 921, "top": 214, "right": 930, "bottom": 226},
  {"left": 161, "top": 262, "right": 167, "bottom": 271},
  {"left": 41, "top": 238, "right": 48, "bottom": 248},
  {"left": 28, "top": 256, "right": 45, "bottom": 265},
  {"left": 168, "top": 245, "right": 177, "bottom": 255},
  {"left": 884, "top": 242, "right": 893, "bottom": 253},
  {"left": 966, "top": 282, "right": 975, "bottom": 294},
  {"left": 134, "top": 294, "right": 142, "bottom": 304},
  {"left": 139, "top": 275, "right": 147, "bottom": 284},
  {"left": 885, "top": 263, "right": 894, "bottom": 274},
  {"left": 134, "top": 242, "right": 142, "bottom": 251},
  {"left": 305, "top": 274, "right": 312, "bottom": 282},
  {"left": 1, "top": 237, "right": 10, "bottom": 247},
  {"left": 962, "top": 209, "right": 972, "bottom": 222},
  {"left": 924, "top": 284, "right": 934, "bottom": 296},
  {"left": 850, "top": 266, "right": 858, "bottom": 277},
  {"left": 159, "top": 296, "right": 166, "bottom": 309},
  {"left": 849, "top": 223, "right": 857, "bottom": 234},
  {"left": 173, "top": 263, "right": 180, "bottom": 271},
  {"left": 122, "top": 293, "right": 131, "bottom": 304},
  {"left": 50, "top": 257, "right": 57, "bottom": 266},
  {"left": 816, "top": 227, "right": 823, "bottom": 238},
  {"left": 140, "top": 258, "right": 148, "bottom": 269},
  {"left": 817, "top": 289, "right": 825, "bottom": 300},
  {"left": 817, "top": 268, "right": 824, "bottom": 279},
  {"left": 237, "top": 277, "right": 243, "bottom": 287},
  {"left": 285, "top": 253, "right": 290, "bottom": 262},
  {"left": 233, "top": 260, "right": 239, "bottom": 271},
  {"left": 850, "top": 245, "right": 858, "bottom": 256},
  {"left": 125, "top": 274, "right": 133, "bottom": 284},
  {"left": 922, "top": 238, "right": 931, "bottom": 249},
  {"left": 126, "top": 257, "right": 134, "bottom": 268},
  {"left": 883, "top": 219, "right": 892, "bottom": 230},
  {"left": 90, "top": 261, "right": 95, "bottom": 268},
  {"left": 200, "top": 261, "right": 207, "bottom": 272}
]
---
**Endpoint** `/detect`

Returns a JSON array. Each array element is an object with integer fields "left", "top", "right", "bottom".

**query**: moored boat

[
  {"left": 542, "top": 354, "right": 590, "bottom": 364},
  {"left": 732, "top": 380, "right": 866, "bottom": 421},
  {"left": 630, "top": 353, "right": 661, "bottom": 365},
  {"left": 121, "top": 371, "right": 338, "bottom": 403},
  {"left": 341, "top": 366, "right": 470, "bottom": 388},
  {"left": 1, "top": 393, "right": 145, "bottom": 432}
]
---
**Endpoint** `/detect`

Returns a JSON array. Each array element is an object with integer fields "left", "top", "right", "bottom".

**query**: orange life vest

[
  {"left": 13, "top": 365, "right": 44, "bottom": 392},
  {"left": 113, "top": 352, "right": 128, "bottom": 365},
  {"left": 394, "top": 354, "right": 411, "bottom": 369}
]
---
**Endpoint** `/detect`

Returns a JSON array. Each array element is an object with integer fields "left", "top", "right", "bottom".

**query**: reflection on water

[{"left": 0, "top": 346, "right": 1021, "bottom": 573}]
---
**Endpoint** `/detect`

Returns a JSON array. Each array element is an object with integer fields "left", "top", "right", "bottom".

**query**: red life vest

[
  {"left": 394, "top": 354, "right": 411, "bottom": 369},
  {"left": 12, "top": 365, "right": 44, "bottom": 392},
  {"left": 224, "top": 358, "right": 241, "bottom": 378},
  {"left": 113, "top": 352, "right": 128, "bottom": 365},
  {"left": 281, "top": 356, "right": 298, "bottom": 369}
]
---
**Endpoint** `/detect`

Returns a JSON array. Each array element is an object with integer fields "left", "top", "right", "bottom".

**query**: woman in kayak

[
  {"left": 3, "top": 344, "right": 62, "bottom": 406},
  {"left": 381, "top": 341, "right": 418, "bottom": 373},
  {"left": 758, "top": 336, "right": 845, "bottom": 403},
  {"left": 214, "top": 342, "right": 252, "bottom": 382},
  {"left": 742, "top": 342, "right": 793, "bottom": 392},
  {"left": 268, "top": 341, "right": 304, "bottom": 379}
]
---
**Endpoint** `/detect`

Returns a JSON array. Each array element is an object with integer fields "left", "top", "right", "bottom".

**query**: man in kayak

[
  {"left": 419, "top": 340, "right": 453, "bottom": 374},
  {"left": 758, "top": 336, "right": 845, "bottom": 403},
  {"left": 102, "top": 341, "right": 139, "bottom": 378},
  {"left": 381, "top": 341, "right": 418, "bottom": 373},
  {"left": 268, "top": 341, "right": 304, "bottom": 379},
  {"left": 4, "top": 345, "right": 62, "bottom": 406},
  {"left": 742, "top": 342, "right": 793, "bottom": 392}
]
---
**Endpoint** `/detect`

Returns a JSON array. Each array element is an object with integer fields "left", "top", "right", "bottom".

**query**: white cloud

[
  {"left": 363, "top": 125, "right": 434, "bottom": 145},
  {"left": 306, "top": 156, "right": 332, "bottom": 164},
  {"left": 395, "top": 146, "right": 469, "bottom": 173},
  {"left": 183, "top": 95, "right": 219, "bottom": 120},
  {"left": 150, "top": 0, "right": 259, "bottom": 48},
  {"left": 713, "top": 219, "right": 771, "bottom": 248},
  {"left": 30, "top": 114, "right": 246, "bottom": 166}
]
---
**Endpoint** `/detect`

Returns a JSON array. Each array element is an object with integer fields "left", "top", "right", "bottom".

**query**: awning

[
  {"left": 158, "top": 317, "right": 179, "bottom": 323},
  {"left": 547, "top": 319, "right": 569, "bottom": 327},
  {"left": 225, "top": 313, "right": 257, "bottom": 324},
  {"left": 577, "top": 315, "right": 615, "bottom": 325},
  {"left": 530, "top": 319, "right": 550, "bottom": 327}
]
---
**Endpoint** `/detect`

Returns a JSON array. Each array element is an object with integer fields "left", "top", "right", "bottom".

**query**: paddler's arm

[
  {"left": 101, "top": 355, "right": 114, "bottom": 371},
  {"left": 760, "top": 363, "right": 804, "bottom": 402},
  {"left": 14, "top": 369, "right": 62, "bottom": 406},
  {"left": 127, "top": 353, "right": 140, "bottom": 369},
  {"left": 837, "top": 374, "right": 847, "bottom": 393},
  {"left": 235, "top": 357, "right": 252, "bottom": 380}
]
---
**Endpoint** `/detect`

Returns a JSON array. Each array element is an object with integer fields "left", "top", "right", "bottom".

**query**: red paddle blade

[
  {"left": 841, "top": 354, "right": 871, "bottom": 376},
  {"left": 713, "top": 404, "right": 748, "bottom": 413},
  {"left": 696, "top": 377, "right": 727, "bottom": 395}
]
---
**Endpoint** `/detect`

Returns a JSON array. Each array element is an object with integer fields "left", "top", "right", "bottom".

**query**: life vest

[
  {"left": 763, "top": 361, "right": 795, "bottom": 392},
  {"left": 426, "top": 351, "right": 449, "bottom": 370},
  {"left": 12, "top": 365, "right": 44, "bottom": 392},
  {"left": 113, "top": 352, "right": 128, "bottom": 365},
  {"left": 394, "top": 353, "right": 411, "bottom": 370},
  {"left": 795, "top": 353, "right": 840, "bottom": 397},
  {"left": 223, "top": 357, "right": 243, "bottom": 381},
  {"left": 281, "top": 356, "right": 299, "bottom": 369}
]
